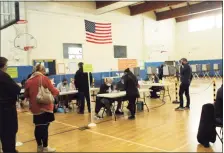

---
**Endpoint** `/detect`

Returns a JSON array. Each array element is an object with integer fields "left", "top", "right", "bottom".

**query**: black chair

[{"left": 215, "top": 118, "right": 223, "bottom": 144}]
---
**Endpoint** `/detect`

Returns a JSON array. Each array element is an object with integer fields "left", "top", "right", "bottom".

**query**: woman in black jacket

[
  {"left": 0, "top": 57, "right": 21, "bottom": 153},
  {"left": 123, "top": 68, "right": 139, "bottom": 120}
]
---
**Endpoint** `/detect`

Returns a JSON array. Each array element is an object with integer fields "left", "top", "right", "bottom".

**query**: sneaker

[
  {"left": 37, "top": 146, "right": 43, "bottom": 152},
  {"left": 128, "top": 116, "right": 135, "bottom": 120},
  {"left": 175, "top": 106, "right": 184, "bottom": 111},
  {"left": 115, "top": 111, "right": 124, "bottom": 115},
  {"left": 184, "top": 106, "right": 190, "bottom": 110},
  {"left": 43, "top": 146, "right": 56, "bottom": 152},
  {"left": 94, "top": 115, "right": 103, "bottom": 120}
]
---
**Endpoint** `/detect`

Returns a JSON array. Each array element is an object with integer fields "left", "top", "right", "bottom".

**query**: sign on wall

[
  {"left": 6, "top": 67, "right": 18, "bottom": 78},
  {"left": 83, "top": 64, "right": 93, "bottom": 73},
  {"left": 118, "top": 59, "right": 137, "bottom": 71}
]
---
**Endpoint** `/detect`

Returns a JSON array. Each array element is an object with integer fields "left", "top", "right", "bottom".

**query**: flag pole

[{"left": 87, "top": 72, "right": 96, "bottom": 127}]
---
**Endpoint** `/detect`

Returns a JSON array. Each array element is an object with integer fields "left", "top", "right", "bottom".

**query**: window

[
  {"left": 188, "top": 13, "right": 222, "bottom": 32},
  {"left": 63, "top": 43, "right": 83, "bottom": 59},
  {"left": 114, "top": 45, "right": 127, "bottom": 58},
  {"left": 68, "top": 47, "right": 82, "bottom": 59}
]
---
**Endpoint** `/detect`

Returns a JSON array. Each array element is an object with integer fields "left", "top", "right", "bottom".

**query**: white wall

[
  {"left": 143, "top": 12, "right": 176, "bottom": 62},
  {"left": 1, "top": 2, "right": 176, "bottom": 72},
  {"left": 175, "top": 21, "right": 222, "bottom": 61}
]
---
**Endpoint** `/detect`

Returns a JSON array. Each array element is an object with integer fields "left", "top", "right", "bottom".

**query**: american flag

[{"left": 85, "top": 20, "right": 112, "bottom": 44}]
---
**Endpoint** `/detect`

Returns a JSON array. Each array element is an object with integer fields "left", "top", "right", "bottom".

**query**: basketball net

[{"left": 13, "top": 20, "right": 37, "bottom": 51}]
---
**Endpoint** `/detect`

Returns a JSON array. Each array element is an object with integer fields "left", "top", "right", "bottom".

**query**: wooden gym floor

[{"left": 16, "top": 79, "right": 222, "bottom": 152}]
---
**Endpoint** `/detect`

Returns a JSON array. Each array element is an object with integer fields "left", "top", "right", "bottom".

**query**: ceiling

[{"left": 95, "top": 1, "right": 223, "bottom": 22}]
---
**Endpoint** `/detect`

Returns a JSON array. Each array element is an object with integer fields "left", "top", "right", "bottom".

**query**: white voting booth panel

[
  {"left": 196, "top": 64, "right": 201, "bottom": 72},
  {"left": 213, "top": 64, "right": 220, "bottom": 70},
  {"left": 163, "top": 65, "right": 176, "bottom": 76},
  {"left": 191, "top": 65, "right": 197, "bottom": 73},
  {"left": 147, "top": 67, "right": 157, "bottom": 74},
  {"left": 202, "top": 64, "right": 210, "bottom": 71}
]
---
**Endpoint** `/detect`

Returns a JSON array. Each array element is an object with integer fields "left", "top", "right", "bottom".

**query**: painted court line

[
  {"left": 171, "top": 142, "right": 189, "bottom": 152},
  {"left": 22, "top": 112, "right": 170, "bottom": 152}
]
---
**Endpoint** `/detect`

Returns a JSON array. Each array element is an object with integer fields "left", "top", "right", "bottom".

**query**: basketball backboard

[{"left": 0, "top": 1, "right": 20, "bottom": 30}]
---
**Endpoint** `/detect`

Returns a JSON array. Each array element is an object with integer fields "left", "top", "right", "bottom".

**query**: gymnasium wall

[
  {"left": 1, "top": 2, "right": 176, "bottom": 72},
  {"left": 175, "top": 21, "right": 222, "bottom": 60}
]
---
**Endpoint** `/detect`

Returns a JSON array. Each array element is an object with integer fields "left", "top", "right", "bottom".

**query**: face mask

[{"left": 106, "top": 83, "right": 111, "bottom": 86}]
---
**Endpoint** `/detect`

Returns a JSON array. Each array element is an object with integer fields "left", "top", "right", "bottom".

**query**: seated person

[
  {"left": 95, "top": 78, "right": 123, "bottom": 119},
  {"left": 214, "top": 84, "right": 223, "bottom": 125},
  {"left": 56, "top": 78, "right": 84, "bottom": 113},
  {"left": 150, "top": 74, "right": 161, "bottom": 98},
  {"left": 57, "top": 78, "right": 69, "bottom": 92},
  {"left": 69, "top": 78, "right": 76, "bottom": 90}
]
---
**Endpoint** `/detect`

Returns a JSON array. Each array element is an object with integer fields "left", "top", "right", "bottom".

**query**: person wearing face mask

[
  {"left": 0, "top": 57, "right": 21, "bottom": 153},
  {"left": 175, "top": 58, "right": 193, "bottom": 111},
  {"left": 57, "top": 78, "right": 69, "bottom": 92},
  {"left": 95, "top": 78, "right": 123, "bottom": 119}
]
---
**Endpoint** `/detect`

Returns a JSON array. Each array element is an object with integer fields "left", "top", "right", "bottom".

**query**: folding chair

[
  {"left": 213, "top": 64, "right": 221, "bottom": 78},
  {"left": 215, "top": 118, "right": 223, "bottom": 144}
]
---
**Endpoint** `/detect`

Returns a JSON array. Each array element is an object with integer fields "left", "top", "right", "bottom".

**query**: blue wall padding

[
  {"left": 12, "top": 59, "right": 222, "bottom": 87},
  {"left": 10, "top": 66, "right": 33, "bottom": 82},
  {"left": 188, "top": 59, "right": 223, "bottom": 77}
]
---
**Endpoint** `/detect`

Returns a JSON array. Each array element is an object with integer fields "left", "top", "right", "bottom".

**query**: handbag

[{"left": 36, "top": 76, "right": 54, "bottom": 104}]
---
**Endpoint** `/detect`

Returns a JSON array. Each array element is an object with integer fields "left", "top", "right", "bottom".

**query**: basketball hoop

[
  {"left": 14, "top": 33, "right": 37, "bottom": 51},
  {"left": 16, "top": 20, "right": 28, "bottom": 24},
  {"left": 24, "top": 46, "right": 34, "bottom": 51}
]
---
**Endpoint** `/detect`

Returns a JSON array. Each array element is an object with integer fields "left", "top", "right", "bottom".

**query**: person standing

[
  {"left": 25, "top": 64, "right": 59, "bottom": 152},
  {"left": 175, "top": 58, "right": 193, "bottom": 111},
  {"left": 75, "top": 62, "right": 92, "bottom": 114},
  {"left": 0, "top": 57, "right": 21, "bottom": 153},
  {"left": 158, "top": 64, "right": 164, "bottom": 80},
  {"left": 214, "top": 84, "right": 223, "bottom": 124},
  {"left": 123, "top": 68, "right": 139, "bottom": 120}
]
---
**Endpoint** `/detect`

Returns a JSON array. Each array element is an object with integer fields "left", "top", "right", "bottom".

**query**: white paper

[
  {"left": 68, "top": 62, "right": 76, "bottom": 74},
  {"left": 58, "top": 63, "right": 65, "bottom": 74}
]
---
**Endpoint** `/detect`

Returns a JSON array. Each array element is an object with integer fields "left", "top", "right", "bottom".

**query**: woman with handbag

[{"left": 25, "top": 64, "right": 59, "bottom": 152}]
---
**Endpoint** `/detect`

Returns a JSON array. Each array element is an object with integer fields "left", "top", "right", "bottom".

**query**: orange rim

[
  {"left": 24, "top": 46, "right": 33, "bottom": 51},
  {"left": 16, "top": 20, "right": 28, "bottom": 24}
]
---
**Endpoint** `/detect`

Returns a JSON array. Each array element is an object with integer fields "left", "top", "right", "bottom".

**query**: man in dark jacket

[
  {"left": 175, "top": 58, "right": 193, "bottom": 111},
  {"left": 75, "top": 62, "right": 92, "bottom": 113},
  {"left": 0, "top": 57, "right": 21, "bottom": 153},
  {"left": 123, "top": 68, "right": 139, "bottom": 120},
  {"left": 214, "top": 84, "right": 223, "bottom": 123}
]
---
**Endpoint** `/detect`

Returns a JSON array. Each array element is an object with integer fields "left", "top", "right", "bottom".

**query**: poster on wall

[
  {"left": 57, "top": 63, "right": 65, "bottom": 74},
  {"left": 118, "top": 59, "right": 137, "bottom": 71},
  {"left": 68, "top": 62, "right": 77, "bottom": 74},
  {"left": 6, "top": 67, "right": 18, "bottom": 78}
]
